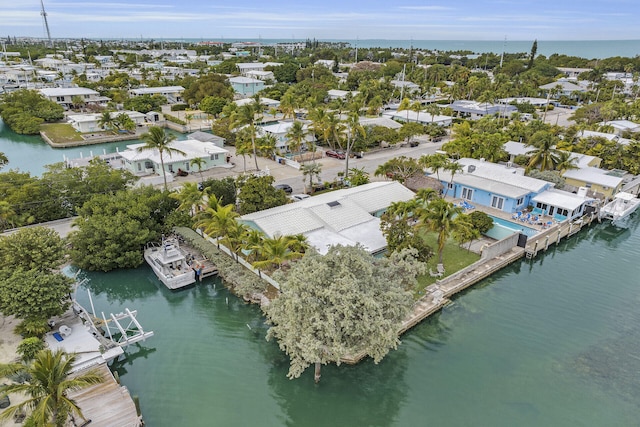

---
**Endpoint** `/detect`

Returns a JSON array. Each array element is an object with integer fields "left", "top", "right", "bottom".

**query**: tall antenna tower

[
  {"left": 40, "top": 0, "right": 52, "bottom": 47},
  {"left": 499, "top": 36, "right": 507, "bottom": 68}
]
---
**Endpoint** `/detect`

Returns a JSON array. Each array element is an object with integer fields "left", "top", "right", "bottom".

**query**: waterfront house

[
  {"left": 67, "top": 110, "right": 146, "bottom": 133},
  {"left": 118, "top": 139, "right": 229, "bottom": 177},
  {"left": 561, "top": 167, "right": 625, "bottom": 199},
  {"left": 129, "top": 86, "right": 184, "bottom": 104},
  {"left": 39, "top": 87, "right": 107, "bottom": 109},
  {"left": 240, "top": 181, "right": 416, "bottom": 255},
  {"left": 530, "top": 188, "right": 593, "bottom": 221},
  {"left": 258, "top": 121, "right": 316, "bottom": 153},
  {"left": 229, "top": 76, "right": 264, "bottom": 97},
  {"left": 434, "top": 158, "right": 552, "bottom": 214}
]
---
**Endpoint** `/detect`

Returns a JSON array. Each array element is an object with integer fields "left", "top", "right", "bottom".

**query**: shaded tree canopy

[{"left": 266, "top": 245, "right": 423, "bottom": 380}]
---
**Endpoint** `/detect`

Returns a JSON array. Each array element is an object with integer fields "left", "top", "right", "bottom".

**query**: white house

[
  {"left": 39, "top": 87, "right": 108, "bottom": 109},
  {"left": 118, "top": 139, "right": 229, "bottom": 177},
  {"left": 258, "top": 121, "right": 316, "bottom": 152},
  {"left": 129, "top": 86, "right": 184, "bottom": 104},
  {"left": 67, "top": 110, "right": 146, "bottom": 133},
  {"left": 236, "top": 62, "right": 267, "bottom": 75},
  {"left": 327, "top": 89, "right": 360, "bottom": 100},
  {"left": 234, "top": 97, "right": 280, "bottom": 109},
  {"left": 240, "top": 181, "right": 416, "bottom": 255},
  {"left": 315, "top": 59, "right": 336, "bottom": 69},
  {"left": 598, "top": 120, "right": 640, "bottom": 136},
  {"left": 382, "top": 109, "right": 453, "bottom": 126},
  {"left": 245, "top": 70, "right": 274, "bottom": 81}
]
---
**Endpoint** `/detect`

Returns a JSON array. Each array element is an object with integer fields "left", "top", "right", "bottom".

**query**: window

[
  {"left": 491, "top": 196, "right": 504, "bottom": 210},
  {"left": 462, "top": 187, "right": 473, "bottom": 201},
  {"left": 516, "top": 197, "right": 524, "bottom": 206},
  {"left": 447, "top": 183, "right": 454, "bottom": 190},
  {"left": 585, "top": 183, "right": 592, "bottom": 188},
  {"left": 56, "top": 96, "right": 64, "bottom": 102},
  {"left": 210, "top": 154, "right": 218, "bottom": 160},
  {"left": 137, "top": 163, "right": 141, "bottom": 172},
  {"left": 84, "top": 95, "right": 90, "bottom": 99}
]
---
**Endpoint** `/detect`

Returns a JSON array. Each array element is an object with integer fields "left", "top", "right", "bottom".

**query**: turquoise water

[
  {"left": 0, "top": 119, "right": 186, "bottom": 176},
  {"left": 486, "top": 215, "right": 538, "bottom": 240},
  {"left": 70, "top": 216, "right": 640, "bottom": 426}
]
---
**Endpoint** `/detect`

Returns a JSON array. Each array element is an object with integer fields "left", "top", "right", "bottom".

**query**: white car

[{"left": 289, "top": 194, "right": 311, "bottom": 202}]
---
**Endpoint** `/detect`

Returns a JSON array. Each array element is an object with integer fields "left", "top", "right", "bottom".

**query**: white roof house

[
  {"left": 503, "top": 141, "right": 601, "bottom": 168},
  {"left": 129, "top": 86, "right": 184, "bottom": 104},
  {"left": 258, "top": 121, "right": 316, "bottom": 152},
  {"left": 119, "top": 139, "right": 229, "bottom": 177},
  {"left": 531, "top": 189, "right": 593, "bottom": 220},
  {"left": 40, "top": 87, "right": 106, "bottom": 108},
  {"left": 236, "top": 62, "right": 267, "bottom": 74},
  {"left": 245, "top": 70, "right": 274, "bottom": 81},
  {"left": 562, "top": 167, "right": 625, "bottom": 189},
  {"left": 382, "top": 110, "right": 453, "bottom": 126},
  {"left": 327, "top": 89, "right": 360, "bottom": 100},
  {"left": 598, "top": 120, "right": 640, "bottom": 136},
  {"left": 240, "top": 181, "right": 416, "bottom": 255},
  {"left": 67, "top": 110, "right": 146, "bottom": 133}
]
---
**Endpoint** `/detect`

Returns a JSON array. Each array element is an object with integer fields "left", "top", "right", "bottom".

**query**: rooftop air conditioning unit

[{"left": 506, "top": 161, "right": 513, "bottom": 168}]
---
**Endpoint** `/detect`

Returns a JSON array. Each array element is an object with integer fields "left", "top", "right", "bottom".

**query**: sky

[{"left": 2, "top": 0, "right": 639, "bottom": 41}]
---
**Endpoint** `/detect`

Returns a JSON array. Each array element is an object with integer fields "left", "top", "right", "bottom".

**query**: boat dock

[
  {"left": 178, "top": 239, "right": 218, "bottom": 280},
  {"left": 68, "top": 364, "right": 142, "bottom": 427}
]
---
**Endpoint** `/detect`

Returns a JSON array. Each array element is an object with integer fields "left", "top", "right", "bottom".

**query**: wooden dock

[
  {"left": 177, "top": 239, "right": 218, "bottom": 280},
  {"left": 523, "top": 212, "right": 597, "bottom": 259},
  {"left": 68, "top": 364, "right": 142, "bottom": 427}
]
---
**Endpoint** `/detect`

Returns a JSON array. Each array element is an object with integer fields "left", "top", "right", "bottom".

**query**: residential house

[
  {"left": 530, "top": 188, "right": 593, "bottom": 221},
  {"left": 67, "top": 110, "right": 146, "bottom": 133},
  {"left": 118, "top": 139, "right": 229, "bottom": 177},
  {"left": 229, "top": 76, "right": 264, "bottom": 97},
  {"left": 240, "top": 181, "right": 416, "bottom": 255},
  {"left": 315, "top": 59, "right": 336, "bottom": 69},
  {"left": 129, "top": 86, "right": 184, "bottom": 104},
  {"left": 258, "top": 121, "right": 316, "bottom": 153},
  {"left": 327, "top": 89, "right": 359, "bottom": 100},
  {"left": 234, "top": 97, "right": 280, "bottom": 109},
  {"left": 577, "top": 129, "right": 633, "bottom": 146},
  {"left": 382, "top": 109, "right": 453, "bottom": 126},
  {"left": 539, "top": 80, "right": 587, "bottom": 98},
  {"left": 598, "top": 120, "right": 640, "bottom": 136},
  {"left": 188, "top": 131, "right": 225, "bottom": 148},
  {"left": 503, "top": 141, "right": 602, "bottom": 168},
  {"left": 562, "top": 167, "right": 625, "bottom": 199},
  {"left": 236, "top": 62, "right": 267, "bottom": 75},
  {"left": 390, "top": 80, "right": 420, "bottom": 94},
  {"left": 557, "top": 67, "right": 592, "bottom": 79},
  {"left": 434, "top": 158, "right": 553, "bottom": 214},
  {"left": 449, "top": 100, "right": 517, "bottom": 120},
  {"left": 39, "top": 87, "right": 108, "bottom": 109},
  {"left": 245, "top": 70, "right": 274, "bottom": 81}
]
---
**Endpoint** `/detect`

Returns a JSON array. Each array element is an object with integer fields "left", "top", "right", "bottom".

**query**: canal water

[
  {"left": 0, "top": 119, "right": 186, "bottom": 176},
  {"left": 69, "top": 216, "right": 640, "bottom": 427},
  {"left": 3, "top": 119, "right": 640, "bottom": 425}
]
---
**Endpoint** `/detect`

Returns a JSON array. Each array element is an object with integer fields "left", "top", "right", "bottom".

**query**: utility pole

[
  {"left": 40, "top": 0, "right": 52, "bottom": 48},
  {"left": 499, "top": 36, "right": 506, "bottom": 68}
]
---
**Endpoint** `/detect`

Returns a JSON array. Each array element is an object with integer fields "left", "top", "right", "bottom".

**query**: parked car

[
  {"left": 326, "top": 150, "right": 346, "bottom": 159},
  {"left": 289, "top": 194, "right": 310, "bottom": 202},
  {"left": 409, "top": 140, "right": 419, "bottom": 147},
  {"left": 274, "top": 183, "right": 293, "bottom": 194}
]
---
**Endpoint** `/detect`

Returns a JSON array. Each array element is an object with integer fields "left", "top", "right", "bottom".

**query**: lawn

[
  {"left": 413, "top": 231, "right": 481, "bottom": 298},
  {"left": 40, "top": 123, "right": 84, "bottom": 144}
]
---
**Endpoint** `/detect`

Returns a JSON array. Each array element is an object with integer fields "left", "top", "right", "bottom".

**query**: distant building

[
  {"left": 129, "top": 86, "right": 184, "bottom": 104},
  {"left": 449, "top": 100, "right": 517, "bottom": 120}
]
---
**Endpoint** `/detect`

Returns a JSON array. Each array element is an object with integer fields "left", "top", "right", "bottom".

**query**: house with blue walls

[{"left": 434, "top": 158, "right": 552, "bottom": 213}]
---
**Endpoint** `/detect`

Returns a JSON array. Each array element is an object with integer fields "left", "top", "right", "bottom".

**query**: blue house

[
  {"left": 434, "top": 158, "right": 552, "bottom": 214},
  {"left": 229, "top": 76, "right": 264, "bottom": 97}
]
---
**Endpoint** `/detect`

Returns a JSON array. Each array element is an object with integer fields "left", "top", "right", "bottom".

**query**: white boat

[
  {"left": 144, "top": 237, "right": 196, "bottom": 290},
  {"left": 599, "top": 192, "right": 640, "bottom": 226}
]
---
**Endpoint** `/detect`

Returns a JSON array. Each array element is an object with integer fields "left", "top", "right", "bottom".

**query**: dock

[
  {"left": 178, "top": 239, "right": 218, "bottom": 280},
  {"left": 68, "top": 364, "right": 142, "bottom": 427}
]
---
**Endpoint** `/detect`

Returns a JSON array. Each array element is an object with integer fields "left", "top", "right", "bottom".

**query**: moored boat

[
  {"left": 144, "top": 237, "right": 196, "bottom": 289},
  {"left": 599, "top": 191, "right": 640, "bottom": 227}
]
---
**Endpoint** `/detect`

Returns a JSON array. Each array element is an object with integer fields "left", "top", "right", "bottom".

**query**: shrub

[
  {"left": 170, "top": 104, "right": 188, "bottom": 111},
  {"left": 165, "top": 115, "right": 186, "bottom": 125}
]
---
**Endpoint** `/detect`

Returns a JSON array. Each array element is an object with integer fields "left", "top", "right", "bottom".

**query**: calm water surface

[{"left": 71, "top": 216, "right": 640, "bottom": 427}]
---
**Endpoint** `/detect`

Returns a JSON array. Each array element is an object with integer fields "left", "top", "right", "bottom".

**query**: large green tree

[
  {"left": 0, "top": 89, "right": 64, "bottom": 134},
  {"left": 266, "top": 245, "right": 423, "bottom": 382},
  {"left": 0, "top": 226, "right": 65, "bottom": 271},
  {"left": 69, "top": 187, "right": 176, "bottom": 271},
  {"left": 0, "top": 349, "right": 103, "bottom": 427},
  {"left": 236, "top": 175, "right": 288, "bottom": 215}
]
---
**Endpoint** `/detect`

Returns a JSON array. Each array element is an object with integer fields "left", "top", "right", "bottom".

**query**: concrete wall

[{"left": 480, "top": 232, "right": 520, "bottom": 260}]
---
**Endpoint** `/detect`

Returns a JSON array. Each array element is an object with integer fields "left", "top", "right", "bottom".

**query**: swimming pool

[{"left": 484, "top": 215, "right": 539, "bottom": 240}]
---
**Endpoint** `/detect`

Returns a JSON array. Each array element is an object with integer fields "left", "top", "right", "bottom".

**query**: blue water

[
  {"left": 486, "top": 215, "right": 538, "bottom": 240},
  {"left": 174, "top": 38, "right": 640, "bottom": 59}
]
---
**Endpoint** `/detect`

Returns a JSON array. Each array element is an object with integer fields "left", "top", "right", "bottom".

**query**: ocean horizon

[{"left": 155, "top": 38, "right": 640, "bottom": 59}]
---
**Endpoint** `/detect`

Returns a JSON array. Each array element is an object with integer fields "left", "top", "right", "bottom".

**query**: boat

[
  {"left": 598, "top": 191, "right": 640, "bottom": 226},
  {"left": 144, "top": 237, "right": 196, "bottom": 289}
]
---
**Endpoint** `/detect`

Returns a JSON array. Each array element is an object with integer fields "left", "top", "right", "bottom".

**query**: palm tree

[
  {"left": 138, "top": 126, "right": 183, "bottom": 191},
  {"left": 0, "top": 349, "right": 103, "bottom": 427},
  {"left": 230, "top": 103, "right": 261, "bottom": 171},
  {"left": 98, "top": 111, "right": 116, "bottom": 132},
  {"left": 194, "top": 202, "right": 239, "bottom": 248},
  {"left": 419, "top": 153, "right": 449, "bottom": 182},
  {"left": 171, "top": 182, "right": 205, "bottom": 216},
  {"left": 190, "top": 157, "right": 206, "bottom": 183},
  {"left": 526, "top": 130, "right": 560, "bottom": 172},
  {"left": 219, "top": 220, "right": 248, "bottom": 262},
  {"left": 343, "top": 111, "right": 365, "bottom": 179},
  {"left": 398, "top": 97, "right": 411, "bottom": 122},
  {"left": 418, "top": 198, "right": 463, "bottom": 266},
  {"left": 241, "top": 228, "right": 265, "bottom": 263},
  {"left": 554, "top": 150, "right": 579, "bottom": 173},
  {"left": 253, "top": 235, "right": 305, "bottom": 271},
  {"left": 301, "top": 162, "right": 322, "bottom": 193},
  {"left": 443, "top": 161, "right": 464, "bottom": 198},
  {"left": 285, "top": 120, "right": 306, "bottom": 154}
]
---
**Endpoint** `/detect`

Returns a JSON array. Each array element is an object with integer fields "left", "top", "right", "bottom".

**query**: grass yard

[
  {"left": 40, "top": 123, "right": 84, "bottom": 144},
  {"left": 413, "top": 231, "right": 481, "bottom": 298}
]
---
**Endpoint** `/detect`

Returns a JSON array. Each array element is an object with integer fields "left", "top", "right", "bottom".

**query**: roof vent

[
  {"left": 467, "top": 165, "right": 476, "bottom": 173},
  {"left": 327, "top": 201, "right": 341, "bottom": 208},
  {"left": 506, "top": 161, "right": 513, "bottom": 168}
]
